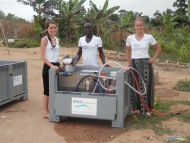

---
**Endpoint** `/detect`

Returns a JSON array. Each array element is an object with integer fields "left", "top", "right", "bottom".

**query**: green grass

[
  {"left": 154, "top": 97, "right": 172, "bottom": 113},
  {"left": 126, "top": 114, "right": 172, "bottom": 136},
  {"left": 149, "top": 48, "right": 180, "bottom": 62},
  {"left": 173, "top": 80, "right": 190, "bottom": 92},
  {"left": 125, "top": 99, "right": 190, "bottom": 139},
  {"left": 177, "top": 100, "right": 190, "bottom": 106}
]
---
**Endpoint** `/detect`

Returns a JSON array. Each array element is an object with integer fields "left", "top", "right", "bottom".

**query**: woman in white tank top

[{"left": 40, "top": 20, "right": 63, "bottom": 119}]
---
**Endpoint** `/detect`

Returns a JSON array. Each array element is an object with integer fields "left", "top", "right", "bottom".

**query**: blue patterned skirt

[{"left": 130, "top": 58, "right": 154, "bottom": 115}]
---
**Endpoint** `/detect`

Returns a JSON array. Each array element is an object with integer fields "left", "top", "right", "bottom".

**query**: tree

[
  {"left": 0, "top": 10, "right": 5, "bottom": 19},
  {"left": 58, "top": 0, "right": 86, "bottom": 45},
  {"left": 109, "top": 13, "right": 119, "bottom": 22},
  {"left": 117, "top": 11, "right": 132, "bottom": 48},
  {"left": 173, "top": 0, "right": 187, "bottom": 15},
  {"left": 162, "top": 10, "right": 175, "bottom": 34},
  {"left": 85, "top": 0, "right": 119, "bottom": 35},
  {"left": 17, "top": 0, "right": 54, "bottom": 38},
  {"left": 173, "top": 0, "right": 189, "bottom": 27}
]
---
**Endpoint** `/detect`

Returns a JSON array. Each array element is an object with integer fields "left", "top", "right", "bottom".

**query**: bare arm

[
  {"left": 152, "top": 43, "right": 161, "bottom": 59},
  {"left": 76, "top": 47, "right": 82, "bottom": 62},
  {"left": 126, "top": 46, "right": 131, "bottom": 66},
  {"left": 98, "top": 47, "right": 106, "bottom": 65},
  {"left": 148, "top": 43, "right": 161, "bottom": 63}
]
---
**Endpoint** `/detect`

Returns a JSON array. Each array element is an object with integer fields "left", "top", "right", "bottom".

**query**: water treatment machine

[{"left": 49, "top": 65, "right": 131, "bottom": 128}]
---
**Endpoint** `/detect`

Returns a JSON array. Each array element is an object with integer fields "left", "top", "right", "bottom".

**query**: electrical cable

[
  {"left": 123, "top": 67, "right": 147, "bottom": 96},
  {"left": 93, "top": 62, "right": 123, "bottom": 92},
  {"left": 92, "top": 61, "right": 150, "bottom": 116},
  {"left": 75, "top": 61, "right": 178, "bottom": 117},
  {"left": 93, "top": 61, "right": 147, "bottom": 96}
]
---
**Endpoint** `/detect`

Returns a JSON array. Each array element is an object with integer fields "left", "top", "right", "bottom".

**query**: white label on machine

[
  {"left": 72, "top": 98, "right": 97, "bottom": 116},
  {"left": 13, "top": 75, "right": 23, "bottom": 86}
]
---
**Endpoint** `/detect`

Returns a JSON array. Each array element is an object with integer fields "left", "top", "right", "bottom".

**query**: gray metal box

[
  {"left": 49, "top": 66, "right": 131, "bottom": 128},
  {"left": 0, "top": 60, "right": 28, "bottom": 106},
  {"left": 54, "top": 93, "right": 117, "bottom": 120}
]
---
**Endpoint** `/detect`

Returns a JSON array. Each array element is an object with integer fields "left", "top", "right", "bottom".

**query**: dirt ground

[{"left": 0, "top": 47, "right": 190, "bottom": 143}]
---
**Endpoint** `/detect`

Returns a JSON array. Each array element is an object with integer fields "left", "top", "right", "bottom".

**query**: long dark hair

[{"left": 45, "top": 19, "right": 57, "bottom": 47}]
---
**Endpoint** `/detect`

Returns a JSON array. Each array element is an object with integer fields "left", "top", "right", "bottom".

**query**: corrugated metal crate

[{"left": 0, "top": 60, "right": 28, "bottom": 106}]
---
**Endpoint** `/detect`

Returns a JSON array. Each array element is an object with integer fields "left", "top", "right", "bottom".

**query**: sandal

[{"left": 43, "top": 114, "right": 50, "bottom": 119}]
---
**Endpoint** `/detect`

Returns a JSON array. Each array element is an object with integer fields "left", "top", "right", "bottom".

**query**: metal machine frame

[{"left": 49, "top": 66, "right": 131, "bottom": 128}]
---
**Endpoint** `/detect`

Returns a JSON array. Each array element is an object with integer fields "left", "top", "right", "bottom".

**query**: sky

[{"left": 0, "top": 0, "right": 176, "bottom": 21}]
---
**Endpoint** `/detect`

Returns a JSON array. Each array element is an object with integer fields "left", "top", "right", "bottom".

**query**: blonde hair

[{"left": 134, "top": 16, "right": 144, "bottom": 24}]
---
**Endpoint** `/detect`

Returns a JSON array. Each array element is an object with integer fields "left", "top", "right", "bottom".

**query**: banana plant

[
  {"left": 117, "top": 11, "right": 132, "bottom": 48},
  {"left": 86, "top": 0, "right": 119, "bottom": 35},
  {"left": 162, "top": 11, "right": 175, "bottom": 34},
  {"left": 59, "top": 0, "right": 86, "bottom": 44}
]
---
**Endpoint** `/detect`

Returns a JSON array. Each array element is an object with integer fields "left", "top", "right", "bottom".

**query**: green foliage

[
  {"left": 125, "top": 100, "right": 190, "bottom": 137},
  {"left": 149, "top": 48, "right": 178, "bottom": 62},
  {"left": 154, "top": 97, "right": 171, "bottom": 113},
  {"left": 186, "top": 136, "right": 190, "bottom": 141},
  {"left": 0, "top": 10, "right": 5, "bottom": 19},
  {"left": 33, "top": 15, "right": 45, "bottom": 38},
  {"left": 178, "top": 114, "right": 190, "bottom": 122},
  {"left": 177, "top": 100, "right": 190, "bottom": 106},
  {"left": 129, "top": 114, "right": 172, "bottom": 136},
  {"left": 7, "top": 39, "right": 40, "bottom": 48},
  {"left": 4, "top": 0, "right": 188, "bottom": 64},
  {"left": 189, "top": 0, "right": 190, "bottom": 20},
  {"left": 118, "top": 12, "right": 132, "bottom": 27},
  {"left": 173, "top": 79, "right": 190, "bottom": 92},
  {"left": 173, "top": 101, "right": 190, "bottom": 122},
  {"left": 151, "top": 26, "right": 190, "bottom": 63},
  {"left": 173, "top": 0, "right": 188, "bottom": 16},
  {"left": 57, "top": 0, "right": 86, "bottom": 45},
  {"left": 179, "top": 46, "right": 190, "bottom": 62}
]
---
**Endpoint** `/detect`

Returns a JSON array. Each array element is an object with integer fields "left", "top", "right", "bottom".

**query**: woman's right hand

[{"left": 148, "top": 58, "right": 155, "bottom": 64}]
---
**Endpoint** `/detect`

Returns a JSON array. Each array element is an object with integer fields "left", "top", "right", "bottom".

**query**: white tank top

[{"left": 45, "top": 36, "right": 59, "bottom": 63}]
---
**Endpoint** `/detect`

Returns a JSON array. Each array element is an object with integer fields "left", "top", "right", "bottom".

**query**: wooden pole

[{"left": 0, "top": 22, "right": 10, "bottom": 54}]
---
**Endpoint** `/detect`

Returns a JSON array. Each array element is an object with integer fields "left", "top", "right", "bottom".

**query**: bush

[{"left": 5, "top": 39, "right": 40, "bottom": 48}]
